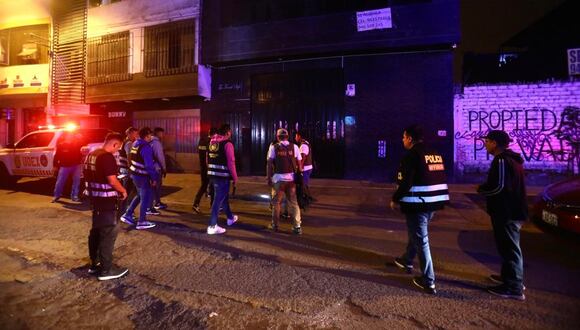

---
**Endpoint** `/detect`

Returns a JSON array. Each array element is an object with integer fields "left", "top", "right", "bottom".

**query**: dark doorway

[{"left": 251, "top": 69, "right": 345, "bottom": 178}]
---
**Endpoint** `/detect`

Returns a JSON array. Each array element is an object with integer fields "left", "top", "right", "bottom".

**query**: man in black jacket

[
  {"left": 478, "top": 130, "right": 527, "bottom": 301},
  {"left": 390, "top": 125, "right": 449, "bottom": 294}
]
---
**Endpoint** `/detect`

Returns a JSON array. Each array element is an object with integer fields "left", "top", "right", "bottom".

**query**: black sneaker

[
  {"left": 412, "top": 276, "right": 436, "bottom": 295},
  {"left": 98, "top": 267, "right": 129, "bottom": 281},
  {"left": 88, "top": 263, "right": 100, "bottom": 275},
  {"left": 393, "top": 257, "right": 413, "bottom": 273},
  {"left": 292, "top": 227, "right": 302, "bottom": 235},
  {"left": 154, "top": 202, "right": 167, "bottom": 210},
  {"left": 282, "top": 212, "right": 290, "bottom": 219},
  {"left": 146, "top": 208, "right": 161, "bottom": 216},
  {"left": 488, "top": 274, "right": 526, "bottom": 290},
  {"left": 487, "top": 284, "right": 525, "bottom": 301},
  {"left": 269, "top": 224, "right": 278, "bottom": 232}
]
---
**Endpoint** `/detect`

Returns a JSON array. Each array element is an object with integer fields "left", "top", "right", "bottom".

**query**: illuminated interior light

[
  {"left": 259, "top": 194, "right": 270, "bottom": 199},
  {"left": 65, "top": 123, "right": 77, "bottom": 131},
  {"left": 47, "top": 125, "right": 56, "bottom": 130}
]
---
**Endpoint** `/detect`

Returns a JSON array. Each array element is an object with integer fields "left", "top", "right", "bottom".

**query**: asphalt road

[{"left": 0, "top": 174, "right": 578, "bottom": 329}]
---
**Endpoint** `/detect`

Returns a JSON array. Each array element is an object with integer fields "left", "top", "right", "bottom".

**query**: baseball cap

[
  {"left": 276, "top": 128, "right": 288, "bottom": 137},
  {"left": 483, "top": 130, "right": 511, "bottom": 147}
]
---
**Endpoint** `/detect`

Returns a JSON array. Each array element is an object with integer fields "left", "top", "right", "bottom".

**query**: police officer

[
  {"left": 84, "top": 132, "right": 128, "bottom": 281},
  {"left": 118, "top": 127, "right": 138, "bottom": 213},
  {"left": 192, "top": 127, "right": 217, "bottom": 213},
  {"left": 294, "top": 131, "right": 314, "bottom": 204},
  {"left": 120, "top": 127, "right": 158, "bottom": 230},
  {"left": 206, "top": 124, "right": 238, "bottom": 235},
  {"left": 267, "top": 128, "right": 303, "bottom": 234},
  {"left": 390, "top": 124, "right": 449, "bottom": 295}
]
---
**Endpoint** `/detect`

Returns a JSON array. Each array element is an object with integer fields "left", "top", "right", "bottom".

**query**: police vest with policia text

[
  {"left": 397, "top": 144, "right": 449, "bottom": 212},
  {"left": 207, "top": 140, "right": 232, "bottom": 179},
  {"left": 274, "top": 142, "right": 298, "bottom": 174}
]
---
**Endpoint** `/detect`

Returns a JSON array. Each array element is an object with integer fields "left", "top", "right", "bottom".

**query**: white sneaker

[
  {"left": 227, "top": 215, "right": 239, "bottom": 226},
  {"left": 207, "top": 225, "right": 226, "bottom": 235}
]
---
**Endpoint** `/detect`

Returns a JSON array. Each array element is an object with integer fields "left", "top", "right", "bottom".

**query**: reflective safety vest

[
  {"left": 207, "top": 140, "right": 232, "bottom": 179},
  {"left": 274, "top": 142, "right": 297, "bottom": 174},
  {"left": 129, "top": 143, "right": 148, "bottom": 176},
  {"left": 118, "top": 139, "right": 131, "bottom": 173},
  {"left": 299, "top": 139, "right": 313, "bottom": 167},
  {"left": 397, "top": 143, "right": 449, "bottom": 212},
  {"left": 83, "top": 149, "right": 119, "bottom": 199}
]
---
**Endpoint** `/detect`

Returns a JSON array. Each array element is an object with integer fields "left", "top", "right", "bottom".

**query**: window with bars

[
  {"left": 143, "top": 19, "right": 196, "bottom": 78},
  {"left": 87, "top": 31, "right": 132, "bottom": 85}
]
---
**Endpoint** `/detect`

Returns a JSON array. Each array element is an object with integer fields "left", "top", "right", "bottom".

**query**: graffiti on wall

[{"left": 455, "top": 106, "right": 580, "bottom": 174}]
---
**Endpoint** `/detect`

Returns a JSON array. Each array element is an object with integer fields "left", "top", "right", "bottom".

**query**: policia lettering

[
  {"left": 207, "top": 140, "right": 232, "bottom": 178},
  {"left": 396, "top": 150, "right": 449, "bottom": 207}
]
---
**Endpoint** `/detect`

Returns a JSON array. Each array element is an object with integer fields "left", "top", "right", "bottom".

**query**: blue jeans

[
  {"left": 54, "top": 165, "right": 81, "bottom": 199},
  {"left": 209, "top": 177, "right": 233, "bottom": 227},
  {"left": 124, "top": 175, "right": 153, "bottom": 223},
  {"left": 402, "top": 211, "right": 435, "bottom": 286},
  {"left": 491, "top": 217, "right": 524, "bottom": 292}
]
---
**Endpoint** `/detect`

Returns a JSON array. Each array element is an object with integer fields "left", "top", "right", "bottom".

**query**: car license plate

[{"left": 542, "top": 210, "right": 558, "bottom": 226}]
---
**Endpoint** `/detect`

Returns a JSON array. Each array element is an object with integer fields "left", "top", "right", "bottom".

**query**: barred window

[
  {"left": 87, "top": 31, "right": 132, "bottom": 85},
  {"left": 143, "top": 19, "right": 196, "bottom": 78}
]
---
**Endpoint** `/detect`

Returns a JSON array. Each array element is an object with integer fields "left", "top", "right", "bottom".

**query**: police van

[{"left": 0, "top": 126, "right": 111, "bottom": 187}]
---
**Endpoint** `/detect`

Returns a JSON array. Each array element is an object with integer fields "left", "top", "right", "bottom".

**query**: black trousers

[
  {"left": 193, "top": 172, "right": 214, "bottom": 206},
  {"left": 119, "top": 177, "right": 135, "bottom": 215},
  {"left": 88, "top": 210, "right": 119, "bottom": 272}
]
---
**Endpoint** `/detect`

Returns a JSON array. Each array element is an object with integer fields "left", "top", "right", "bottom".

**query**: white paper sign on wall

[{"left": 356, "top": 8, "right": 392, "bottom": 32}]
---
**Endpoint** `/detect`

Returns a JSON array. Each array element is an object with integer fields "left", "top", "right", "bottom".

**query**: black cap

[{"left": 483, "top": 130, "right": 511, "bottom": 147}]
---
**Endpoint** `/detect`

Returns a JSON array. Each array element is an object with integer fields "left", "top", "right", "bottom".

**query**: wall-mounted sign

[
  {"left": 108, "top": 111, "right": 126, "bottom": 118},
  {"left": 378, "top": 140, "right": 387, "bottom": 158},
  {"left": 356, "top": 8, "right": 392, "bottom": 32},
  {"left": 568, "top": 48, "right": 580, "bottom": 76},
  {"left": 346, "top": 83, "right": 356, "bottom": 97}
]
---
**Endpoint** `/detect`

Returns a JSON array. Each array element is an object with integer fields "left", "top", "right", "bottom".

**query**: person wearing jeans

[
  {"left": 52, "top": 132, "right": 83, "bottom": 203},
  {"left": 120, "top": 127, "right": 158, "bottom": 230},
  {"left": 390, "top": 124, "right": 449, "bottom": 295},
  {"left": 401, "top": 212, "right": 435, "bottom": 286},
  {"left": 478, "top": 130, "right": 527, "bottom": 301},
  {"left": 206, "top": 124, "right": 238, "bottom": 235}
]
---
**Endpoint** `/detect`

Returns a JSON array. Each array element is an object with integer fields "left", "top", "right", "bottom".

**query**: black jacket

[
  {"left": 478, "top": 149, "right": 528, "bottom": 221},
  {"left": 392, "top": 142, "right": 449, "bottom": 213}
]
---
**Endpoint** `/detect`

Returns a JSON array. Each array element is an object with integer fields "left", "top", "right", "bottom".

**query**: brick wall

[{"left": 454, "top": 81, "right": 580, "bottom": 176}]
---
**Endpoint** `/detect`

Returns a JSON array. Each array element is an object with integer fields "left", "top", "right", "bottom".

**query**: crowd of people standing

[{"left": 61, "top": 121, "right": 527, "bottom": 301}]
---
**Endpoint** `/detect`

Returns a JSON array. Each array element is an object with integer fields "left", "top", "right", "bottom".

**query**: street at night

[{"left": 1, "top": 175, "right": 579, "bottom": 329}]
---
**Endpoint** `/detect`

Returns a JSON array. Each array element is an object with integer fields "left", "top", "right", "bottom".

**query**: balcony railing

[
  {"left": 87, "top": 31, "right": 132, "bottom": 85},
  {"left": 143, "top": 19, "right": 196, "bottom": 78}
]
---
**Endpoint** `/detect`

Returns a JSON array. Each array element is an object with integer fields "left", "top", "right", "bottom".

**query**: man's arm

[
  {"left": 392, "top": 153, "right": 416, "bottom": 203},
  {"left": 294, "top": 144, "right": 303, "bottom": 172},
  {"left": 225, "top": 142, "right": 238, "bottom": 183},
  {"left": 151, "top": 140, "right": 166, "bottom": 172},
  {"left": 107, "top": 175, "right": 127, "bottom": 200},
  {"left": 477, "top": 157, "right": 504, "bottom": 196},
  {"left": 142, "top": 145, "right": 160, "bottom": 182}
]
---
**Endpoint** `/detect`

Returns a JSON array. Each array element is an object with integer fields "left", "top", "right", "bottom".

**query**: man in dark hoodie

[{"left": 478, "top": 130, "right": 527, "bottom": 301}]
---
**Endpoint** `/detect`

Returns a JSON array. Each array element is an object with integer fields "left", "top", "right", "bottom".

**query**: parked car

[
  {"left": 532, "top": 177, "right": 580, "bottom": 234},
  {"left": 0, "top": 127, "right": 112, "bottom": 187}
]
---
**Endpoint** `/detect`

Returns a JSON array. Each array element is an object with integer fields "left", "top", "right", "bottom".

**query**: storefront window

[{"left": 0, "top": 25, "right": 50, "bottom": 66}]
